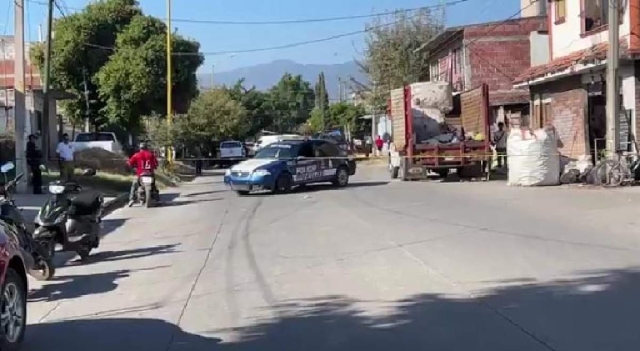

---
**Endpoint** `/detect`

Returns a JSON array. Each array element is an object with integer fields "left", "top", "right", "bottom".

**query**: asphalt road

[{"left": 24, "top": 165, "right": 640, "bottom": 351}]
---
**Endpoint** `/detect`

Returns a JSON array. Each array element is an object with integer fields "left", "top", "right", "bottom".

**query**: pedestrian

[
  {"left": 56, "top": 133, "right": 75, "bottom": 182},
  {"left": 493, "top": 122, "right": 508, "bottom": 169},
  {"left": 365, "top": 136, "right": 372, "bottom": 158},
  {"left": 375, "top": 135, "right": 384, "bottom": 153},
  {"left": 194, "top": 145, "right": 203, "bottom": 176},
  {"left": 26, "top": 134, "right": 43, "bottom": 194}
]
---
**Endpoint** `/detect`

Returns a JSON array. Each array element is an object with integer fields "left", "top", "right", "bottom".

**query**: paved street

[{"left": 22, "top": 165, "right": 640, "bottom": 351}]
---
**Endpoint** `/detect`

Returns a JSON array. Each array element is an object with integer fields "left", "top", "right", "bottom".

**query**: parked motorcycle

[
  {"left": 33, "top": 179, "right": 104, "bottom": 260},
  {"left": 0, "top": 162, "right": 55, "bottom": 280},
  {"left": 136, "top": 170, "right": 160, "bottom": 208}
]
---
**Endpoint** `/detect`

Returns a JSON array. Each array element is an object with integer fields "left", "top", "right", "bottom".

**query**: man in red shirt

[{"left": 127, "top": 142, "right": 158, "bottom": 206}]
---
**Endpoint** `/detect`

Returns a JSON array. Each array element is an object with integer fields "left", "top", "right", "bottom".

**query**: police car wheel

[
  {"left": 274, "top": 174, "right": 292, "bottom": 194},
  {"left": 333, "top": 167, "right": 349, "bottom": 187}
]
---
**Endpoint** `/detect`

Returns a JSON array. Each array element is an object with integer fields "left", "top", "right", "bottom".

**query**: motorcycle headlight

[
  {"left": 253, "top": 169, "right": 271, "bottom": 176},
  {"left": 49, "top": 184, "right": 65, "bottom": 194},
  {"left": 224, "top": 169, "right": 232, "bottom": 176}
]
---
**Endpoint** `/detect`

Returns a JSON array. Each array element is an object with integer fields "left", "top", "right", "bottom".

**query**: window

[
  {"left": 74, "top": 132, "right": 115, "bottom": 142},
  {"left": 298, "top": 142, "right": 314, "bottom": 158},
  {"left": 555, "top": 0, "right": 566, "bottom": 22},
  {"left": 314, "top": 141, "right": 340, "bottom": 157},
  {"left": 220, "top": 141, "right": 241, "bottom": 149},
  {"left": 429, "top": 62, "right": 440, "bottom": 82},
  {"left": 531, "top": 101, "right": 551, "bottom": 129},
  {"left": 584, "top": 0, "right": 609, "bottom": 32}
]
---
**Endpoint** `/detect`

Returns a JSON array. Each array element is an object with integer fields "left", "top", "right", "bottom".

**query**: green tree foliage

[
  {"left": 266, "top": 73, "right": 314, "bottom": 133},
  {"left": 312, "top": 72, "right": 329, "bottom": 131},
  {"left": 30, "top": 0, "right": 203, "bottom": 133},
  {"left": 307, "top": 102, "right": 366, "bottom": 135},
  {"left": 149, "top": 89, "right": 247, "bottom": 149},
  {"left": 360, "top": 9, "right": 441, "bottom": 109},
  {"left": 223, "top": 79, "right": 272, "bottom": 138}
]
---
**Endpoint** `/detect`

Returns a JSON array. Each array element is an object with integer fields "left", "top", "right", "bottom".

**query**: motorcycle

[
  {"left": 33, "top": 179, "right": 104, "bottom": 260},
  {"left": 0, "top": 162, "right": 55, "bottom": 280},
  {"left": 136, "top": 170, "right": 160, "bottom": 208}
]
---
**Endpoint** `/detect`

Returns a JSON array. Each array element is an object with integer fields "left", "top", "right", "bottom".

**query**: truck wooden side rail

[{"left": 389, "top": 83, "right": 491, "bottom": 180}]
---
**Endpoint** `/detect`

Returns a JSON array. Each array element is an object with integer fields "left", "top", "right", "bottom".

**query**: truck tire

[{"left": 436, "top": 169, "right": 450, "bottom": 178}]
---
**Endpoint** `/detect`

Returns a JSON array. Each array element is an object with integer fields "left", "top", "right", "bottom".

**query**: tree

[
  {"left": 359, "top": 9, "right": 441, "bottom": 110},
  {"left": 31, "top": 0, "right": 203, "bottom": 135},
  {"left": 96, "top": 15, "right": 203, "bottom": 134},
  {"left": 313, "top": 72, "right": 329, "bottom": 131},
  {"left": 266, "top": 73, "right": 314, "bottom": 133},
  {"left": 223, "top": 79, "right": 272, "bottom": 138}
]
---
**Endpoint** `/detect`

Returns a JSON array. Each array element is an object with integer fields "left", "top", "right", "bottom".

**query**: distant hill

[{"left": 197, "top": 60, "right": 368, "bottom": 101}]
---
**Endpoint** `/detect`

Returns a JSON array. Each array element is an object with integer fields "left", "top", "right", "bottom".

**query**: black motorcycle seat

[{"left": 69, "top": 191, "right": 103, "bottom": 215}]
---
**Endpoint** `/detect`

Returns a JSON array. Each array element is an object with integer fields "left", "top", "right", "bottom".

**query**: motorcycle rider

[{"left": 127, "top": 142, "right": 158, "bottom": 207}]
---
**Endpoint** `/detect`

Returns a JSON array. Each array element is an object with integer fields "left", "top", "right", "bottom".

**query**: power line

[
  {"left": 84, "top": 2, "right": 467, "bottom": 57},
  {"left": 28, "top": 0, "right": 468, "bottom": 25}
]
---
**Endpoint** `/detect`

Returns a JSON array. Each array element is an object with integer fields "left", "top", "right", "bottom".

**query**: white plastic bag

[{"left": 507, "top": 128, "right": 560, "bottom": 186}]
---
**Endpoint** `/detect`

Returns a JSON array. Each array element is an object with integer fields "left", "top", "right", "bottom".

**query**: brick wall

[
  {"left": 530, "top": 76, "right": 588, "bottom": 160},
  {"left": 635, "top": 61, "right": 640, "bottom": 141},
  {"left": 464, "top": 17, "right": 547, "bottom": 92}
]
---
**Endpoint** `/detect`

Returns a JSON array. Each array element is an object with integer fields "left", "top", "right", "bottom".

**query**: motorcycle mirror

[{"left": 0, "top": 162, "right": 15, "bottom": 173}]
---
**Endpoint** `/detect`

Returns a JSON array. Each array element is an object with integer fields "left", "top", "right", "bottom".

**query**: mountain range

[{"left": 197, "top": 60, "right": 368, "bottom": 101}]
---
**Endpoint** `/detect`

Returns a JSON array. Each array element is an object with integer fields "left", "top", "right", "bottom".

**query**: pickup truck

[
  {"left": 73, "top": 132, "right": 123, "bottom": 154},
  {"left": 218, "top": 140, "right": 246, "bottom": 167}
]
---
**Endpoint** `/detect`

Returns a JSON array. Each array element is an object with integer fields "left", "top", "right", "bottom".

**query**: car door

[
  {"left": 292, "top": 141, "right": 322, "bottom": 184},
  {"left": 312, "top": 140, "right": 341, "bottom": 181}
]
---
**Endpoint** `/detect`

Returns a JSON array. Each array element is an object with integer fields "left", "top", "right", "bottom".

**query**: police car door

[
  {"left": 313, "top": 140, "right": 339, "bottom": 181},
  {"left": 292, "top": 141, "right": 321, "bottom": 184}
]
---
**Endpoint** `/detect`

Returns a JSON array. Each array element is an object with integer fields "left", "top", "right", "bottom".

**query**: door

[
  {"left": 313, "top": 140, "right": 340, "bottom": 180},
  {"left": 292, "top": 142, "right": 322, "bottom": 184}
]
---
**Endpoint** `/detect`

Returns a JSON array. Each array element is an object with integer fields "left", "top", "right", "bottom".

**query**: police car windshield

[{"left": 254, "top": 143, "right": 299, "bottom": 159}]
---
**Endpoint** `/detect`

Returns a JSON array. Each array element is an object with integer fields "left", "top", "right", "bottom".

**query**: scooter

[
  {"left": 135, "top": 170, "right": 160, "bottom": 208},
  {"left": 0, "top": 162, "right": 55, "bottom": 280},
  {"left": 33, "top": 179, "right": 104, "bottom": 260}
]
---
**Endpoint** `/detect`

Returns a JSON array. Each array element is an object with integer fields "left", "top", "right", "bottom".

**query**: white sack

[{"left": 507, "top": 128, "right": 560, "bottom": 186}]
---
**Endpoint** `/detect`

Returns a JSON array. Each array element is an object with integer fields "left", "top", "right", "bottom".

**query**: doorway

[{"left": 588, "top": 94, "right": 606, "bottom": 163}]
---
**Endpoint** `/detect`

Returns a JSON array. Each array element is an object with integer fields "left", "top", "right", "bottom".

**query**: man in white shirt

[{"left": 56, "top": 133, "right": 75, "bottom": 181}]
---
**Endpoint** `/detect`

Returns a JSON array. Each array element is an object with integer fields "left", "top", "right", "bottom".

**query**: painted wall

[
  {"left": 530, "top": 31, "right": 550, "bottom": 66},
  {"left": 521, "top": 0, "right": 546, "bottom": 18},
  {"left": 550, "top": 0, "right": 631, "bottom": 58}
]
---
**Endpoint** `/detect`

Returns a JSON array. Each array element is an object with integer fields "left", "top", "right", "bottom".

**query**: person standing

[
  {"left": 375, "top": 135, "right": 384, "bottom": 153},
  {"left": 493, "top": 122, "right": 508, "bottom": 169},
  {"left": 26, "top": 134, "right": 43, "bottom": 194},
  {"left": 56, "top": 133, "right": 75, "bottom": 182},
  {"left": 194, "top": 145, "right": 203, "bottom": 176}
]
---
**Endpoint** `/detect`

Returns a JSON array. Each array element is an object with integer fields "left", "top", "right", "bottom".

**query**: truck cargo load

[{"left": 389, "top": 82, "right": 491, "bottom": 180}]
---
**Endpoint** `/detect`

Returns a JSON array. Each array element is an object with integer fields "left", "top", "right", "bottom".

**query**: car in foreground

[
  {"left": 0, "top": 221, "right": 28, "bottom": 351},
  {"left": 224, "top": 139, "right": 356, "bottom": 195}
]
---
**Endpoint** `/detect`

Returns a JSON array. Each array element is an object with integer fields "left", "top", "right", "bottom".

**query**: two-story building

[
  {"left": 514, "top": 0, "right": 640, "bottom": 163},
  {"left": 421, "top": 16, "right": 548, "bottom": 128}
]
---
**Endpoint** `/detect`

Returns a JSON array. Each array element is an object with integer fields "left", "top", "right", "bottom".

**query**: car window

[
  {"left": 314, "top": 141, "right": 340, "bottom": 157},
  {"left": 220, "top": 142, "right": 241, "bottom": 148},
  {"left": 297, "top": 142, "right": 315, "bottom": 158},
  {"left": 255, "top": 144, "right": 299, "bottom": 159}
]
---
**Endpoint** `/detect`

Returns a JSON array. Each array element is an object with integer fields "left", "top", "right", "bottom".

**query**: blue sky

[{"left": 2, "top": 0, "right": 519, "bottom": 73}]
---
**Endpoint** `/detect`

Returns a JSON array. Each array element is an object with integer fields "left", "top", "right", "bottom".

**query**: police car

[{"left": 224, "top": 139, "right": 356, "bottom": 195}]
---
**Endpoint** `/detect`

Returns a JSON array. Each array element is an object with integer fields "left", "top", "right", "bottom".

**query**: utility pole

[
  {"left": 166, "top": 0, "right": 173, "bottom": 165},
  {"left": 338, "top": 78, "right": 342, "bottom": 102},
  {"left": 606, "top": 0, "right": 620, "bottom": 157},
  {"left": 14, "top": 0, "right": 27, "bottom": 192},
  {"left": 41, "top": 0, "right": 54, "bottom": 163},
  {"left": 82, "top": 68, "right": 91, "bottom": 132},
  {"left": 371, "top": 82, "right": 377, "bottom": 157}
]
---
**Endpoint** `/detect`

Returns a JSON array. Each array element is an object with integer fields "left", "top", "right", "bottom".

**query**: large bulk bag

[{"left": 507, "top": 128, "right": 560, "bottom": 186}]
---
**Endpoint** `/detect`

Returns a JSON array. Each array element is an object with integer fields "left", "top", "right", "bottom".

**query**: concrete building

[
  {"left": 520, "top": 0, "right": 547, "bottom": 18},
  {"left": 514, "top": 0, "right": 640, "bottom": 162},
  {"left": 0, "top": 36, "right": 67, "bottom": 154},
  {"left": 421, "top": 16, "right": 548, "bottom": 127}
]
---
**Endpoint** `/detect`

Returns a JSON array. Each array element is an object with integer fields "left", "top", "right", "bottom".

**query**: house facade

[
  {"left": 0, "top": 36, "right": 64, "bottom": 154},
  {"left": 423, "top": 16, "right": 548, "bottom": 128},
  {"left": 514, "top": 0, "right": 640, "bottom": 162}
]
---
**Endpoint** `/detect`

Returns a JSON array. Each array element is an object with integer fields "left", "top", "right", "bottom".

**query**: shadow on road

[
  {"left": 157, "top": 198, "right": 223, "bottom": 207},
  {"left": 26, "top": 267, "right": 640, "bottom": 350},
  {"left": 28, "top": 269, "right": 131, "bottom": 303},
  {"left": 73, "top": 243, "right": 180, "bottom": 266},
  {"left": 183, "top": 190, "right": 226, "bottom": 197}
]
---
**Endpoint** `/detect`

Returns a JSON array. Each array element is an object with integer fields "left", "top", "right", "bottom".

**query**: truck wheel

[
  {"left": 332, "top": 166, "right": 349, "bottom": 187},
  {"left": 436, "top": 169, "right": 450, "bottom": 178}
]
